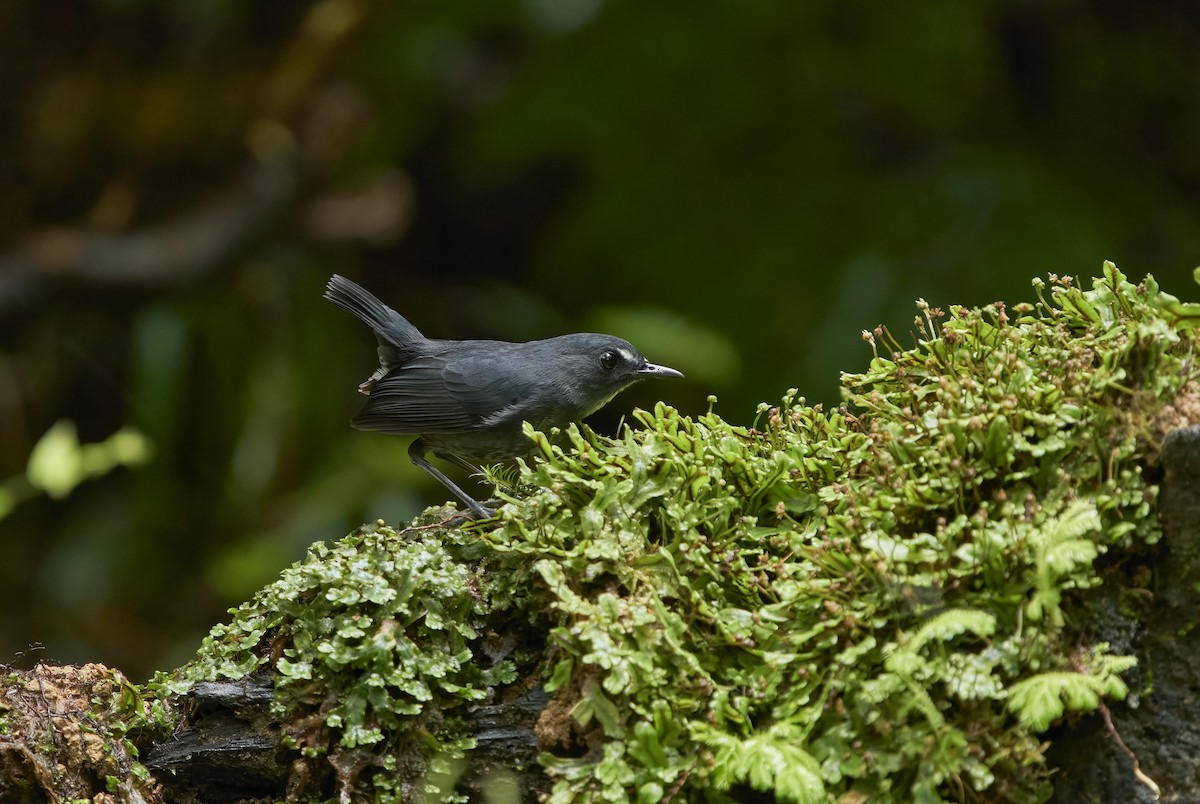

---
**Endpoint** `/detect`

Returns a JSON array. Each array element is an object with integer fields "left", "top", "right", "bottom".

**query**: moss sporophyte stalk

[{"left": 176, "top": 263, "right": 1194, "bottom": 802}]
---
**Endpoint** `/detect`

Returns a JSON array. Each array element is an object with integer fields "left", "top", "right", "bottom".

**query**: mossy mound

[{"left": 180, "top": 263, "right": 1198, "bottom": 802}]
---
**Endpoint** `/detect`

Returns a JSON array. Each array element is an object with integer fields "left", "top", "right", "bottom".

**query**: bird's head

[{"left": 551, "top": 333, "right": 683, "bottom": 418}]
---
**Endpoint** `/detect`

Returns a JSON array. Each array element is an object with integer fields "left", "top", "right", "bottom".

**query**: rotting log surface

[
  {"left": 1046, "top": 425, "right": 1200, "bottom": 803},
  {"left": 142, "top": 678, "right": 552, "bottom": 803}
]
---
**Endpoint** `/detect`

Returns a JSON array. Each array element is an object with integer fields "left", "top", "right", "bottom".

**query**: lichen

[{"left": 172, "top": 262, "right": 1199, "bottom": 802}]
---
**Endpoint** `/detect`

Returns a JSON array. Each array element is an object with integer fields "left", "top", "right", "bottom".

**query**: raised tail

[
  {"left": 325, "top": 275, "right": 428, "bottom": 391},
  {"left": 324, "top": 274, "right": 425, "bottom": 347}
]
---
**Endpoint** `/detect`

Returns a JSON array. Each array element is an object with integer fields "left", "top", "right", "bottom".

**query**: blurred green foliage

[
  {"left": 2, "top": 0, "right": 1200, "bottom": 678},
  {"left": 1, "top": 420, "right": 151, "bottom": 519}
]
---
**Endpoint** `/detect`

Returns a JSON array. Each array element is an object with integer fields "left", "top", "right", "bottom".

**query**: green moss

[
  {"left": 174, "top": 262, "right": 1196, "bottom": 802},
  {"left": 484, "top": 263, "right": 1192, "bottom": 802},
  {"left": 180, "top": 522, "right": 515, "bottom": 799}
]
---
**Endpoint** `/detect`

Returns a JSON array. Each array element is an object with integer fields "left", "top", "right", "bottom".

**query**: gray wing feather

[{"left": 351, "top": 352, "right": 533, "bottom": 434}]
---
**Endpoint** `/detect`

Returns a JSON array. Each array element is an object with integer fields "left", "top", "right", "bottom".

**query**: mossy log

[{"left": 4, "top": 266, "right": 1200, "bottom": 803}]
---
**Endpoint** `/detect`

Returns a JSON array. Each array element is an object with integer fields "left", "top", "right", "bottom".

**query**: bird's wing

[
  {"left": 351, "top": 360, "right": 474, "bottom": 433},
  {"left": 350, "top": 351, "right": 533, "bottom": 434},
  {"left": 443, "top": 358, "right": 537, "bottom": 428}
]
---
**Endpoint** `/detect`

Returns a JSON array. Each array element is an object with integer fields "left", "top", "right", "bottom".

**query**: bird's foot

[
  {"left": 466, "top": 500, "right": 498, "bottom": 521},
  {"left": 433, "top": 501, "right": 497, "bottom": 528}
]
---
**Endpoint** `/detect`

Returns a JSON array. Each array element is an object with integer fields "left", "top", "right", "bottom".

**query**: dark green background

[{"left": 3, "top": 1, "right": 1198, "bottom": 679}]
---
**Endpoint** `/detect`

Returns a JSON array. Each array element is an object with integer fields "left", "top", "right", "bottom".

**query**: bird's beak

[{"left": 638, "top": 362, "right": 684, "bottom": 379}]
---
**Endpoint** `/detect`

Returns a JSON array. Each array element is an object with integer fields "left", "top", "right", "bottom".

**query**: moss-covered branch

[{"left": 5, "top": 262, "right": 1200, "bottom": 803}]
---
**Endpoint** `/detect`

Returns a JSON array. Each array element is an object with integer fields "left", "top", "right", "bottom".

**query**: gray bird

[{"left": 324, "top": 274, "right": 683, "bottom": 519}]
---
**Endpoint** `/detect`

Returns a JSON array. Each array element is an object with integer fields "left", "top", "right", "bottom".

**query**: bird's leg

[
  {"left": 408, "top": 438, "right": 496, "bottom": 520},
  {"left": 445, "top": 453, "right": 517, "bottom": 510},
  {"left": 440, "top": 452, "right": 483, "bottom": 477},
  {"left": 434, "top": 451, "right": 507, "bottom": 510}
]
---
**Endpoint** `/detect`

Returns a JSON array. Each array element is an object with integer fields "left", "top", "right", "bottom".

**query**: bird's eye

[{"left": 599, "top": 350, "right": 619, "bottom": 371}]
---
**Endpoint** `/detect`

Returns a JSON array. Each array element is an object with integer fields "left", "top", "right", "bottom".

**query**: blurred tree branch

[
  {"left": 0, "top": 0, "right": 374, "bottom": 311},
  {"left": 0, "top": 159, "right": 296, "bottom": 309}
]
